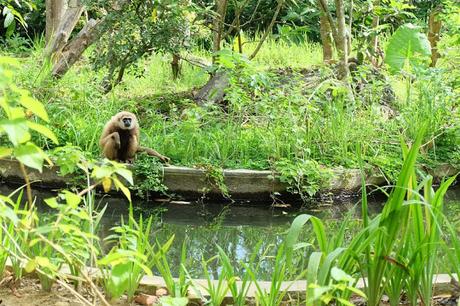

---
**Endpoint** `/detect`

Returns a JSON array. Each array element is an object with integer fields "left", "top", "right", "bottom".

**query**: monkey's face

[{"left": 118, "top": 116, "right": 135, "bottom": 130}]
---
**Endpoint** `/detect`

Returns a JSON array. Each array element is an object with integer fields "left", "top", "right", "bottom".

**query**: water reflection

[{"left": 1, "top": 184, "right": 459, "bottom": 280}]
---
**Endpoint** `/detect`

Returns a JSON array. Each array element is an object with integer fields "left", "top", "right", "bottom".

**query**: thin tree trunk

[
  {"left": 370, "top": 0, "right": 380, "bottom": 66},
  {"left": 319, "top": 12, "right": 333, "bottom": 63},
  {"left": 171, "top": 53, "right": 181, "bottom": 79},
  {"left": 428, "top": 7, "right": 442, "bottom": 67},
  {"left": 334, "top": 0, "right": 349, "bottom": 79},
  {"left": 45, "top": 0, "right": 67, "bottom": 44},
  {"left": 347, "top": 0, "right": 353, "bottom": 56},
  {"left": 45, "top": 0, "right": 84, "bottom": 61},
  {"left": 212, "top": 0, "right": 228, "bottom": 64}
]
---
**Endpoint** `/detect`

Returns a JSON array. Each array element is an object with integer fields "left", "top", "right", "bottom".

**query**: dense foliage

[{"left": 0, "top": 1, "right": 459, "bottom": 304}]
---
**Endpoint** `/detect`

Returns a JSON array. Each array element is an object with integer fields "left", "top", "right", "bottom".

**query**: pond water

[{"left": 1, "top": 184, "right": 459, "bottom": 280}]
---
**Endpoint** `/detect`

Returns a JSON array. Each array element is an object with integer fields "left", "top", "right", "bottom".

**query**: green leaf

[
  {"left": 0, "top": 118, "right": 31, "bottom": 146},
  {"left": 27, "top": 122, "right": 58, "bottom": 144},
  {"left": 92, "top": 166, "right": 113, "bottom": 179},
  {"left": 330, "top": 267, "right": 353, "bottom": 282},
  {"left": 159, "top": 296, "right": 189, "bottom": 306},
  {"left": 4, "top": 12, "right": 14, "bottom": 28},
  {"left": 63, "top": 191, "right": 81, "bottom": 208},
  {"left": 19, "top": 93, "right": 49, "bottom": 122},
  {"left": 0, "top": 146, "right": 13, "bottom": 158},
  {"left": 24, "top": 259, "right": 36, "bottom": 273},
  {"left": 13, "top": 142, "right": 45, "bottom": 172},
  {"left": 113, "top": 177, "right": 131, "bottom": 202},
  {"left": 108, "top": 262, "right": 131, "bottom": 299},
  {"left": 115, "top": 168, "right": 133, "bottom": 185},
  {"left": 35, "top": 256, "right": 56, "bottom": 271},
  {"left": 44, "top": 197, "right": 58, "bottom": 208},
  {"left": 385, "top": 23, "right": 431, "bottom": 74},
  {"left": 0, "top": 202, "right": 19, "bottom": 224}
]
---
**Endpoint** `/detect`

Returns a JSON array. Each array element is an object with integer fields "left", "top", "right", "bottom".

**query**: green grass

[{"left": 2, "top": 36, "right": 459, "bottom": 182}]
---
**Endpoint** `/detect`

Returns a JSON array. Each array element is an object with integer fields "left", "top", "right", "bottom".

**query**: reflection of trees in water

[{"left": 152, "top": 224, "right": 289, "bottom": 280}]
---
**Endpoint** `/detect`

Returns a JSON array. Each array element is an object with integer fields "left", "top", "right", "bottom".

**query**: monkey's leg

[
  {"left": 125, "top": 134, "right": 139, "bottom": 163},
  {"left": 101, "top": 132, "right": 120, "bottom": 160},
  {"left": 138, "top": 146, "right": 171, "bottom": 164}
]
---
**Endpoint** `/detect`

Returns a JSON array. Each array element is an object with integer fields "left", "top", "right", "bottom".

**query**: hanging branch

[{"left": 249, "top": 0, "right": 284, "bottom": 60}]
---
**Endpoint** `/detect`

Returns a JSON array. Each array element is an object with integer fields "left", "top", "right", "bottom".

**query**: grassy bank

[{"left": 2, "top": 37, "right": 459, "bottom": 186}]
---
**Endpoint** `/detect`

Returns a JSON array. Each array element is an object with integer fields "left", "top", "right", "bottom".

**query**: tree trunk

[
  {"left": 194, "top": 71, "right": 229, "bottom": 104},
  {"left": 51, "top": 19, "right": 99, "bottom": 77},
  {"left": 428, "top": 8, "right": 442, "bottom": 67},
  {"left": 334, "top": 0, "right": 349, "bottom": 79},
  {"left": 171, "top": 53, "right": 181, "bottom": 80},
  {"left": 317, "top": 0, "right": 339, "bottom": 45},
  {"left": 370, "top": 0, "right": 380, "bottom": 66},
  {"left": 45, "top": 0, "right": 84, "bottom": 61},
  {"left": 50, "top": 0, "right": 129, "bottom": 78},
  {"left": 212, "top": 0, "right": 228, "bottom": 64},
  {"left": 319, "top": 12, "right": 333, "bottom": 63},
  {"left": 45, "top": 0, "right": 67, "bottom": 44}
]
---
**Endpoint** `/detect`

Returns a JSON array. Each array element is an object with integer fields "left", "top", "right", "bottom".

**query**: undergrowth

[{"left": 2, "top": 36, "right": 459, "bottom": 196}]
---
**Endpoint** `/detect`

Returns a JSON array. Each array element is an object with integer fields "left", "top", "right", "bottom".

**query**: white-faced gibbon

[{"left": 99, "top": 111, "right": 170, "bottom": 163}]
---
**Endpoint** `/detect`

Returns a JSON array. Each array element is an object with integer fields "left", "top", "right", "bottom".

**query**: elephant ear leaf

[{"left": 385, "top": 23, "right": 431, "bottom": 74}]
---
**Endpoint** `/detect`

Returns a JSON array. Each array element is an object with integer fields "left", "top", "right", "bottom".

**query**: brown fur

[{"left": 99, "top": 111, "right": 170, "bottom": 163}]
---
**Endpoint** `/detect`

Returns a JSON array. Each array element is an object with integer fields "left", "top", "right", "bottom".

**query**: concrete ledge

[{"left": 0, "top": 159, "right": 458, "bottom": 202}]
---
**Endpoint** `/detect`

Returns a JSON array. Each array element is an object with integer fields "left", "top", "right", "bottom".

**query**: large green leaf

[
  {"left": 19, "top": 92, "right": 49, "bottom": 122},
  {"left": 0, "top": 118, "right": 31, "bottom": 146},
  {"left": 107, "top": 262, "right": 131, "bottom": 299},
  {"left": 385, "top": 23, "right": 431, "bottom": 74},
  {"left": 13, "top": 142, "right": 46, "bottom": 172},
  {"left": 27, "top": 121, "right": 59, "bottom": 144}
]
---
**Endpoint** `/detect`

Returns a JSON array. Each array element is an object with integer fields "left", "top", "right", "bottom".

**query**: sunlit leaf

[
  {"left": 159, "top": 296, "right": 189, "bottom": 306},
  {"left": 24, "top": 259, "right": 36, "bottom": 273},
  {"left": 330, "top": 267, "right": 353, "bottom": 282},
  {"left": 0, "top": 202, "right": 19, "bottom": 224},
  {"left": 92, "top": 166, "right": 113, "bottom": 179},
  {"left": 151, "top": 8, "right": 158, "bottom": 22},
  {"left": 35, "top": 256, "right": 56, "bottom": 270},
  {"left": 4, "top": 12, "right": 14, "bottom": 28},
  {"left": 44, "top": 197, "right": 58, "bottom": 208},
  {"left": 19, "top": 93, "right": 49, "bottom": 122},
  {"left": 13, "top": 142, "right": 45, "bottom": 172},
  {"left": 115, "top": 167, "right": 133, "bottom": 185},
  {"left": 63, "top": 190, "right": 81, "bottom": 208},
  {"left": 113, "top": 177, "right": 131, "bottom": 202},
  {"left": 385, "top": 23, "right": 431, "bottom": 74},
  {"left": 27, "top": 121, "right": 58, "bottom": 144},
  {"left": 0, "top": 146, "right": 13, "bottom": 158},
  {"left": 0, "top": 118, "right": 31, "bottom": 146},
  {"left": 102, "top": 177, "right": 112, "bottom": 192}
]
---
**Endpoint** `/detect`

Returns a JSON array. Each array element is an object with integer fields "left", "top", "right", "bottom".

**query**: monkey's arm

[
  {"left": 100, "top": 132, "right": 120, "bottom": 148},
  {"left": 100, "top": 132, "right": 121, "bottom": 160},
  {"left": 138, "top": 146, "right": 171, "bottom": 164}
]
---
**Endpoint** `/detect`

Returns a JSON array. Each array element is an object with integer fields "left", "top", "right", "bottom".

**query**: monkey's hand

[{"left": 159, "top": 155, "right": 171, "bottom": 165}]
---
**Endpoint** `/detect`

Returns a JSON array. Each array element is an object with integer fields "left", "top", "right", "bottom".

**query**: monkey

[{"left": 99, "top": 111, "right": 170, "bottom": 164}]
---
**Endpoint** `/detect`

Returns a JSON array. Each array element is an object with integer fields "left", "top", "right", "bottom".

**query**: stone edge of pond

[
  {"left": 9, "top": 261, "right": 460, "bottom": 301},
  {"left": 137, "top": 273, "right": 459, "bottom": 300},
  {"left": 0, "top": 159, "right": 458, "bottom": 202}
]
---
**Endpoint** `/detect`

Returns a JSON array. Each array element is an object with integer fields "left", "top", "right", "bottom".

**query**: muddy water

[{"left": 1, "top": 184, "right": 459, "bottom": 280}]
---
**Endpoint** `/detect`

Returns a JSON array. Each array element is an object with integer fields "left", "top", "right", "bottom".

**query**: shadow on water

[{"left": 1, "top": 184, "right": 459, "bottom": 280}]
